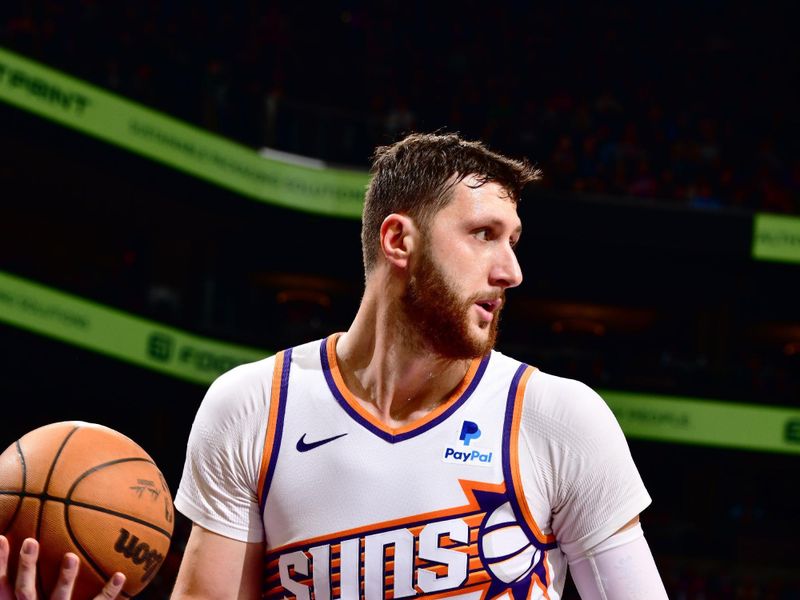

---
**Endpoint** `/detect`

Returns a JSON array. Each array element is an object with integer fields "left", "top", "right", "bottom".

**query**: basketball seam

[
  {"left": 66, "top": 457, "right": 172, "bottom": 537},
  {"left": 1, "top": 491, "right": 174, "bottom": 539},
  {"left": 66, "top": 499, "right": 174, "bottom": 538},
  {"left": 0, "top": 441, "right": 27, "bottom": 536},
  {"left": 32, "top": 423, "right": 81, "bottom": 597},
  {"left": 64, "top": 456, "right": 172, "bottom": 590},
  {"left": 36, "top": 425, "right": 80, "bottom": 539}
]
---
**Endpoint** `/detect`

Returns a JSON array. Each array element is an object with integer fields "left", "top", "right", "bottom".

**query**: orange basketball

[{"left": 0, "top": 421, "right": 174, "bottom": 599}]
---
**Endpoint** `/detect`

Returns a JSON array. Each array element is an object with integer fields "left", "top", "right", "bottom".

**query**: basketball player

[{"left": 170, "top": 132, "right": 669, "bottom": 599}]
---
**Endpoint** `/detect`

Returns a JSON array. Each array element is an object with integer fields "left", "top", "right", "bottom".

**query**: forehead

[{"left": 434, "top": 178, "right": 521, "bottom": 230}]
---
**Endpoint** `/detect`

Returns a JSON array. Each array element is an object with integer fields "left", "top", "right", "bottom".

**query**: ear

[{"left": 379, "top": 213, "right": 418, "bottom": 270}]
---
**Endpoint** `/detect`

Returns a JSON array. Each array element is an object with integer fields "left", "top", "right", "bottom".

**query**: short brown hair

[{"left": 361, "top": 132, "right": 540, "bottom": 273}]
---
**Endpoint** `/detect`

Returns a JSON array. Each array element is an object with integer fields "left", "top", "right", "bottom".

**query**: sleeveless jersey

[{"left": 175, "top": 335, "right": 651, "bottom": 600}]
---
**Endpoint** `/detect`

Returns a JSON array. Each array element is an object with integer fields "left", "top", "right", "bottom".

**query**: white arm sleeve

[{"left": 568, "top": 523, "right": 668, "bottom": 600}]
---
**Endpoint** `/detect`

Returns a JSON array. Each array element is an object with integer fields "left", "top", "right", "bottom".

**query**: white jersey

[{"left": 175, "top": 335, "right": 651, "bottom": 599}]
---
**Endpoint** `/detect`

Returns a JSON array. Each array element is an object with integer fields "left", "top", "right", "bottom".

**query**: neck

[{"left": 335, "top": 281, "right": 473, "bottom": 428}]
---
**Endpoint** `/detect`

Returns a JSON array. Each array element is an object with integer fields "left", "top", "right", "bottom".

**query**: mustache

[{"left": 467, "top": 291, "right": 505, "bottom": 305}]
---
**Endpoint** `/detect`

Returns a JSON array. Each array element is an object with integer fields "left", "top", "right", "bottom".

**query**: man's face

[{"left": 400, "top": 178, "right": 523, "bottom": 359}]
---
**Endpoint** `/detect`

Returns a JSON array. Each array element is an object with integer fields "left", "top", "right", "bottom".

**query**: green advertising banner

[
  {"left": 752, "top": 212, "right": 800, "bottom": 264},
  {"left": 2, "top": 270, "right": 799, "bottom": 454},
  {"left": 0, "top": 270, "right": 269, "bottom": 385},
  {"left": 0, "top": 46, "right": 369, "bottom": 219},
  {"left": 601, "top": 389, "right": 800, "bottom": 455}
]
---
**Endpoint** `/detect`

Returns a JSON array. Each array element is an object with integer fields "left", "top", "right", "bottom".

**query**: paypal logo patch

[
  {"left": 443, "top": 421, "right": 493, "bottom": 467},
  {"left": 459, "top": 421, "right": 481, "bottom": 446}
]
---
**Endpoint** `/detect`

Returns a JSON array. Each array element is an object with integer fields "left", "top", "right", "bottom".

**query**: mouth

[{"left": 474, "top": 297, "right": 502, "bottom": 321}]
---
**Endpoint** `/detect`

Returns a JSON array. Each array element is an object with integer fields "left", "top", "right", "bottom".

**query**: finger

[
  {"left": 48, "top": 553, "right": 79, "bottom": 600},
  {"left": 15, "top": 538, "right": 39, "bottom": 600},
  {"left": 0, "top": 535, "right": 10, "bottom": 595},
  {"left": 0, "top": 535, "right": 9, "bottom": 580},
  {"left": 94, "top": 572, "right": 125, "bottom": 600}
]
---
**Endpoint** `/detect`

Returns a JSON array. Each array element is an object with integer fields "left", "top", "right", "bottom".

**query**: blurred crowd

[{"left": 2, "top": 1, "right": 798, "bottom": 214}]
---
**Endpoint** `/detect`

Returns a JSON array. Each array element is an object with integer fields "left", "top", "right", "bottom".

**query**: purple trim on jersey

[
  {"left": 501, "top": 363, "right": 559, "bottom": 556},
  {"left": 320, "top": 336, "right": 491, "bottom": 443},
  {"left": 258, "top": 347, "right": 293, "bottom": 514}
]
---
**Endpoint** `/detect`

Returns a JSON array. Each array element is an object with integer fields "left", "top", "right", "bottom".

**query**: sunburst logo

[
  {"left": 471, "top": 485, "right": 556, "bottom": 600},
  {"left": 478, "top": 500, "right": 548, "bottom": 599}
]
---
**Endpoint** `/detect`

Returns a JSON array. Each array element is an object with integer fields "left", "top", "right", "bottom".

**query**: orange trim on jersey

[
  {"left": 334, "top": 578, "right": 493, "bottom": 600},
  {"left": 267, "top": 479, "right": 504, "bottom": 556},
  {"left": 508, "top": 366, "right": 555, "bottom": 599},
  {"left": 420, "top": 578, "right": 493, "bottom": 600},
  {"left": 263, "top": 481, "right": 507, "bottom": 598},
  {"left": 266, "top": 565, "right": 495, "bottom": 599},
  {"left": 533, "top": 552, "right": 556, "bottom": 599},
  {"left": 508, "top": 366, "right": 556, "bottom": 547},
  {"left": 256, "top": 350, "right": 286, "bottom": 509},
  {"left": 325, "top": 334, "right": 483, "bottom": 436}
]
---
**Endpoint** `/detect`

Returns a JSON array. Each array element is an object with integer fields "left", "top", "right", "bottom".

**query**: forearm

[{"left": 567, "top": 522, "right": 668, "bottom": 600}]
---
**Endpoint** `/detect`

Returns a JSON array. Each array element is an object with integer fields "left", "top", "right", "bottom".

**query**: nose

[{"left": 489, "top": 244, "right": 523, "bottom": 289}]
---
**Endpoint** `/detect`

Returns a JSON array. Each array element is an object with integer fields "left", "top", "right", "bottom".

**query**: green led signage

[
  {"left": 0, "top": 270, "right": 269, "bottom": 385},
  {"left": 752, "top": 213, "right": 800, "bottom": 264},
  {"left": 0, "top": 46, "right": 369, "bottom": 219}
]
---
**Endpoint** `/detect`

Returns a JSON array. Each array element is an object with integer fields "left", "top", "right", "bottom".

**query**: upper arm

[{"left": 170, "top": 524, "right": 264, "bottom": 600}]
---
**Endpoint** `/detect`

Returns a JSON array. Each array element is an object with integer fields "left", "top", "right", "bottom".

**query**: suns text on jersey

[{"left": 262, "top": 481, "right": 553, "bottom": 600}]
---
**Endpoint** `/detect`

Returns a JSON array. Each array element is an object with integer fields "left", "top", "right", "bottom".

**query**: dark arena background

[{"left": 1, "top": 2, "right": 799, "bottom": 598}]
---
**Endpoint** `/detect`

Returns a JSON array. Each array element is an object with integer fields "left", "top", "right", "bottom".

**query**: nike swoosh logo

[{"left": 296, "top": 432, "right": 348, "bottom": 452}]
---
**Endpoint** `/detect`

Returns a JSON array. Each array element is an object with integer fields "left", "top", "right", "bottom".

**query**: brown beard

[{"left": 400, "top": 246, "right": 501, "bottom": 359}]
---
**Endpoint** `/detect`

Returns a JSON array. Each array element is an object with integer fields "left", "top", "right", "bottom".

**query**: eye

[{"left": 473, "top": 228, "right": 491, "bottom": 241}]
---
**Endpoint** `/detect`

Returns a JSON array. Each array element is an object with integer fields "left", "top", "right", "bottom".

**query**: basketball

[{"left": 0, "top": 421, "right": 174, "bottom": 599}]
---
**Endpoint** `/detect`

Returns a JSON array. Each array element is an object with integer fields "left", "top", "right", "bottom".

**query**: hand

[{"left": 0, "top": 535, "right": 126, "bottom": 600}]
